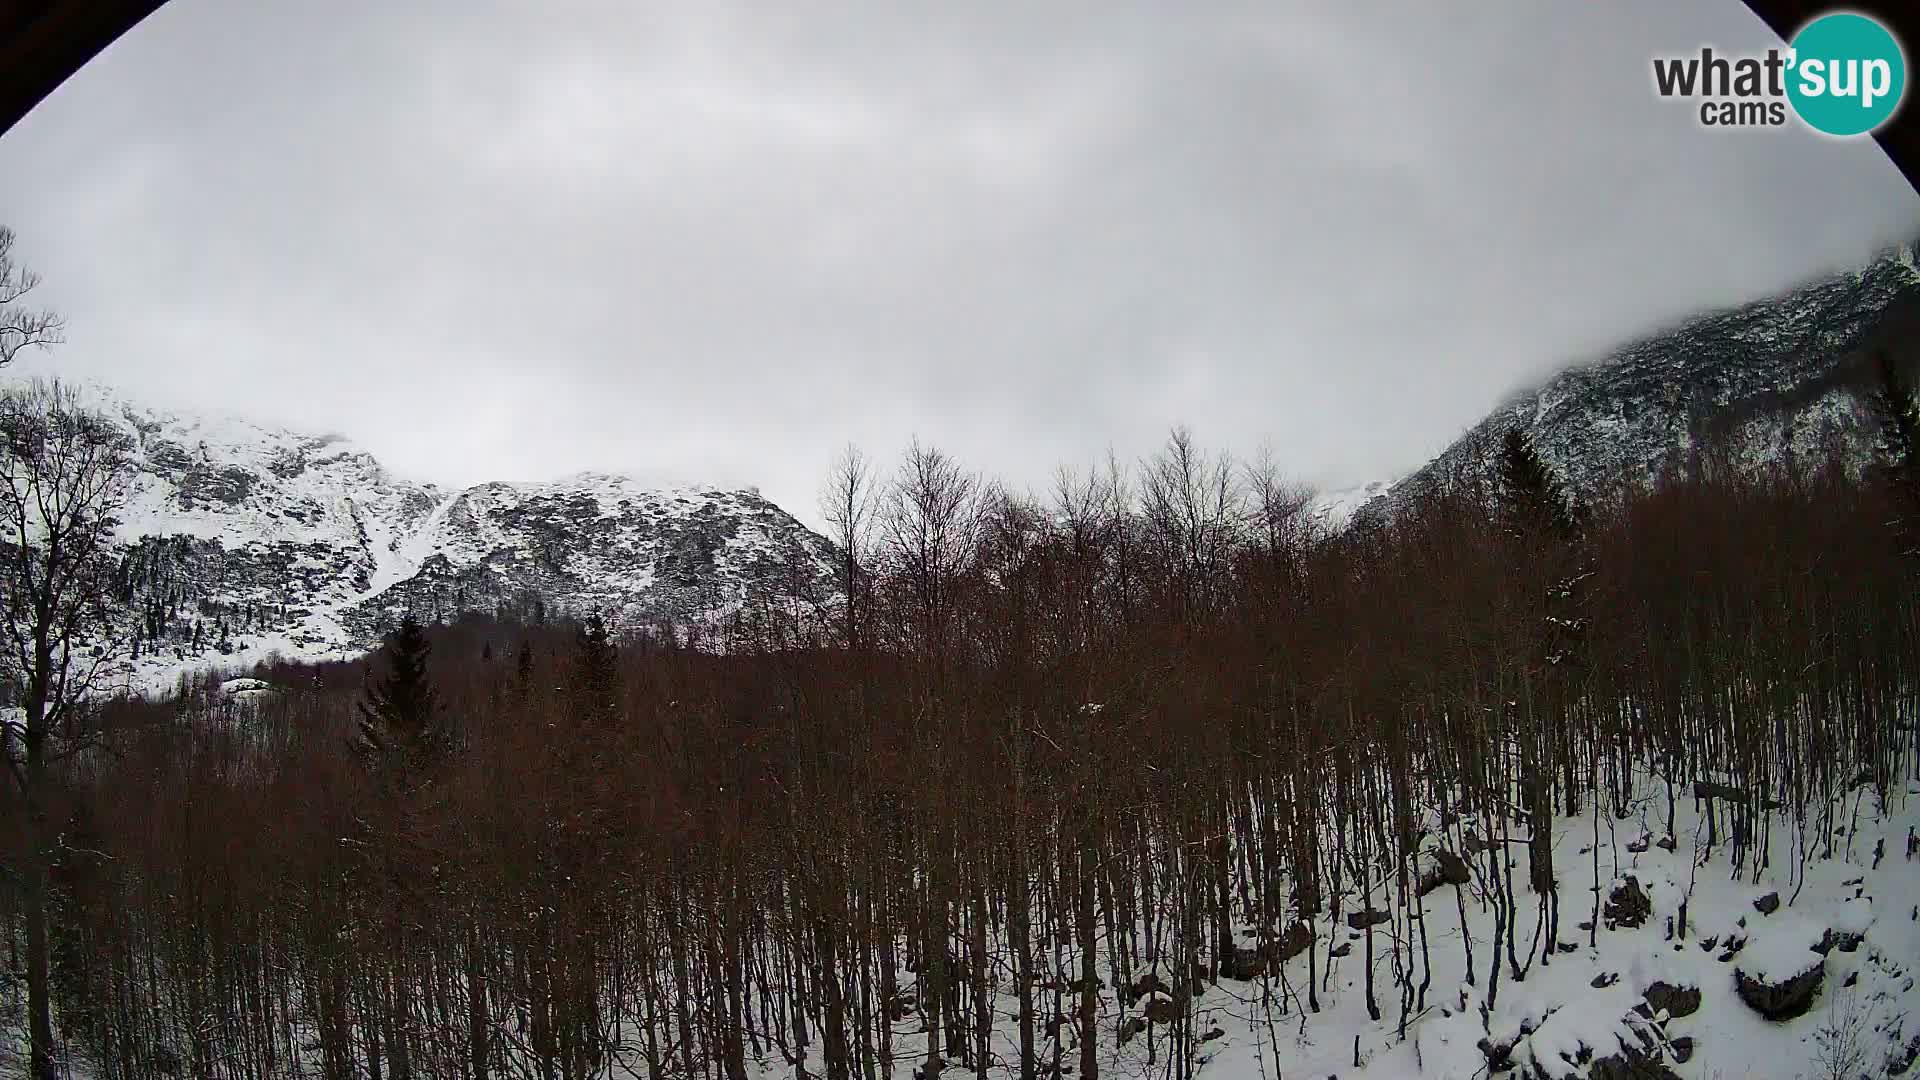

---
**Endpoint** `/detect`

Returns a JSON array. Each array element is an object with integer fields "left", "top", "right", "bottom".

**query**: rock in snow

[{"left": 1733, "top": 914, "right": 1827, "bottom": 1020}]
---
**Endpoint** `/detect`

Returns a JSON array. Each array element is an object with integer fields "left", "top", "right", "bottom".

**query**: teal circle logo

[{"left": 1787, "top": 13, "right": 1906, "bottom": 136}]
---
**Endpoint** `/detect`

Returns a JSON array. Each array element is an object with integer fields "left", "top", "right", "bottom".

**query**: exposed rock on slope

[{"left": 336, "top": 475, "right": 836, "bottom": 642}]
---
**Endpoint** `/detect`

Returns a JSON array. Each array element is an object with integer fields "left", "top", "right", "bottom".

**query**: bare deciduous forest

[{"left": 3, "top": 361, "right": 1919, "bottom": 1079}]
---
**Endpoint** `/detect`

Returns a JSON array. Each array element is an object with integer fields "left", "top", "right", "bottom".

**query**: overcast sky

[{"left": 1, "top": 1, "right": 1916, "bottom": 528}]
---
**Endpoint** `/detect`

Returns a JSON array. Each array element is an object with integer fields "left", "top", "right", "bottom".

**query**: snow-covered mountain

[
  {"left": 352, "top": 474, "right": 837, "bottom": 641},
  {"left": 22, "top": 380, "right": 837, "bottom": 685},
  {"left": 1370, "top": 237, "right": 1920, "bottom": 518},
  {"left": 1306, "top": 479, "right": 1394, "bottom": 531}
]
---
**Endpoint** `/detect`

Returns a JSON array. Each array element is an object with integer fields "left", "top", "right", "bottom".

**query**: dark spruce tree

[
  {"left": 1497, "top": 426, "right": 1581, "bottom": 542},
  {"left": 358, "top": 613, "right": 440, "bottom": 766},
  {"left": 572, "top": 612, "right": 620, "bottom": 728},
  {"left": 1495, "top": 425, "right": 1593, "bottom": 679},
  {"left": 515, "top": 639, "right": 535, "bottom": 693},
  {"left": 1870, "top": 350, "right": 1920, "bottom": 557},
  {"left": 1494, "top": 424, "right": 1593, "bottom": 937}
]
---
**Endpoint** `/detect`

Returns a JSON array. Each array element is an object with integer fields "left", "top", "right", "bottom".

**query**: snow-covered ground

[
  {"left": 726, "top": 773, "right": 1918, "bottom": 1080},
  {"left": 1, "top": 748, "right": 1913, "bottom": 1079}
]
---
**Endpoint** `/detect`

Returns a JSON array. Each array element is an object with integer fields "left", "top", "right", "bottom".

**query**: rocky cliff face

[
  {"left": 338, "top": 475, "right": 837, "bottom": 642},
  {"left": 29, "top": 383, "right": 838, "bottom": 687},
  {"left": 1357, "top": 238, "right": 1920, "bottom": 522}
]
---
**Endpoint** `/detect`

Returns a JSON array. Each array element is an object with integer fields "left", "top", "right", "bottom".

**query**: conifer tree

[
  {"left": 1497, "top": 426, "right": 1592, "bottom": 669},
  {"left": 1494, "top": 425, "right": 1592, "bottom": 951},
  {"left": 515, "top": 639, "right": 535, "bottom": 691},
  {"left": 572, "top": 613, "right": 619, "bottom": 728},
  {"left": 1869, "top": 350, "right": 1920, "bottom": 557},
  {"left": 1497, "top": 427, "right": 1579, "bottom": 542},
  {"left": 358, "top": 614, "right": 440, "bottom": 765}
]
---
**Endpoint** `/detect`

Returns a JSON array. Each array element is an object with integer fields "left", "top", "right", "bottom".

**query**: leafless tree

[
  {"left": 0, "top": 379, "right": 134, "bottom": 1080},
  {"left": 821, "top": 442, "right": 878, "bottom": 648},
  {"left": 0, "top": 228, "right": 63, "bottom": 367},
  {"left": 1140, "top": 426, "right": 1243, "bottom": 620}
]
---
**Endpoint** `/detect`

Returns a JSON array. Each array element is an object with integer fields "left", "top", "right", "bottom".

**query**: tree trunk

[
  {"left": 25, "top": 725, "right": 56, "bottom": 1080},
  {"left": 468, "top": 925, "right": 490, "bottom": 1080},
  {"left": 1076, "top": 827, "right": 1098, "bottom": 1080}
]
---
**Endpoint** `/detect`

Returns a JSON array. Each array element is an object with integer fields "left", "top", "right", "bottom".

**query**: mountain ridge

[
  {"left": 1342, "top": 234, "right": 1920, "bottom": 524},
  {"left": 0, "top": 376, "right": 838, "bottom": 689}
]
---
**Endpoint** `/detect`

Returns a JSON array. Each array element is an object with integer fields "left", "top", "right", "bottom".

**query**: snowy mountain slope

[
  {"left": 107, "top": 384, "right": 444, "bottom": 620},
  {"left": 1370, "top": 237, "right": 1920, "bottom": 519},
  {"left": 338, "top": 473, "right": 839, "bottom": 641},
  {"left": 113, "top": 392, "right": 440, "bottom": 557},
  {"left": 1306, "top": 479, "right": 1394, "bottom": 531},
  {"left": 6, "top": 378, "right": 837, "bottom": 686}
]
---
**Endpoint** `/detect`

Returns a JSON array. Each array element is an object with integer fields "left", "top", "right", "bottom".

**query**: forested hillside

[{"left": 7, "top": 380, "right": 1920, "bottom": 1078}]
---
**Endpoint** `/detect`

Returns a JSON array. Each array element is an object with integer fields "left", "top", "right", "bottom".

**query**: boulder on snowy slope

[
  {"left": 1815, "top": 927, "right": 1865, "bottom": 955},
  {"left": 1417, "top": 848, "right": 1474, "bottom": 896},
  {"left": 1512, "top": 999, "right": 1678, "bottom": 1080},
  {"left": 1604, "top": 877, "right": 1651, "bottom": 929},
  {"left": 1264, "top": 919, "right": 1314, "bottom": 963},
  {"left": 1127, "top": 968, "right": 1198, "bottom": 1008},
  {"left": 1219, "top": 923, "right": 1311, "bottom": 980},
  {"left": 1347, "top": 907, "right": 1392, "bottom": 930},
  {"left": 1627, "top": 950, "right": 1700, "bottom": 1021},
  {"left": 1816, "top": 896, "right": 1872, "bottom": 955},
  {"left": 1734, "top": 961, "right": 1824, "bottom": 1021},
  {"left": 1140, "top": 991, "right": 1180, "bottom": 1024},
  {"left": 1584, "top": 1051, "right": 1682, "bottom": 1080},
  {"left": 1218, "top": 943, "right": 1265, "bottom": 981},
  {"left": 1219, "top": 920, "right": 1314, "bottom": 981},
  {"left": 1733, "top": 914, "right": 1827, "bottom": 1020},
  {"left": 1635, "top": 982, "right": 1699, "bottom": 1022},
  {"left": 1483, "top": 991, "right": 1558, "bottom": 1072}
]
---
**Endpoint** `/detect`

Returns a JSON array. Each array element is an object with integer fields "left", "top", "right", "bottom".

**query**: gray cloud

[{"left": 1, "top": 0, "right": 1915, "bottom": 527}]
